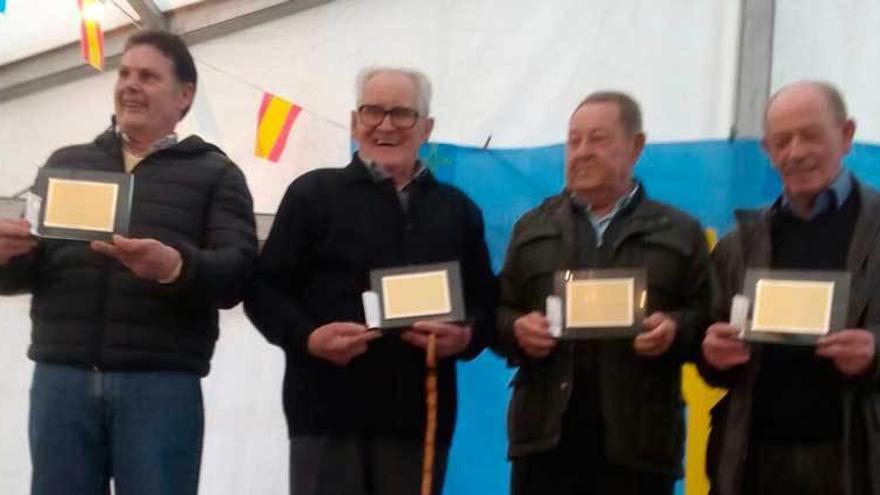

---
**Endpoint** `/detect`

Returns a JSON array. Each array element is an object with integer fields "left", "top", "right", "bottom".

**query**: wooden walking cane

[{"left": 421, "top": 333, "right": 438, "bottom": 495}]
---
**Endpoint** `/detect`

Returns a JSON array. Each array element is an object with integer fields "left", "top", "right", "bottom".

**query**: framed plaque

[
  {"left": 741, "top": 269, "right": 851, "bottom": 345},
  {"left": 553, "top": 268, "right": 646, "bottom": 339},
  {"left": 368, "top": 261, "right": 465, "bottom": 329},
  {"left": 32, "top": 169, "right": 133, "bottom": 242}
]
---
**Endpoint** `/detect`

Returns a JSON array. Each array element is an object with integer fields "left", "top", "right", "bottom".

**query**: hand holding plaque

[
  {"left": 633, "top": 312, "right": 677, "bottom": 357},
  {"left": 816, "top": 329, "right": 876, "bottom": 376},
  {"left": 90, "top": 235, "right": 183, "bottom": 283},
  {"left": 307, "top": 322, "right": 381, "bottom": 366},
  {"left": 402, "top": 320, "right": 472, "bottom": 358},
  {"left": 0, "top": 218, "right": 38, "bottom": 265},
  {"left": 513, "top": 311, "right": 556, "bottom": 358}
]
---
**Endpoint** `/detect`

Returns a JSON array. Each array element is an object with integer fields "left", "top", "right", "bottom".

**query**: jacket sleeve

[
  {"left": 695, "top": 232, "right": 746, "bottom": 388},
  {"left": 0, "top": 251, "right": 39, "bottom": 295},
  {"left": 660, "top": 220, "right": 714, "bottom": 365},
  {"left": 492, "top": 217, "right": 530, "bottom": 366},
  {"left": 162, "top": 162, "right": 257, "bottom": 309},
  {"left": 0, "top": 151, "right": 67, "bottom": 296},
  {"left": 455, "top": 199, "right": 498, "bottom": 361},
  {"left": 243, "top": 180, "right": 318, "bottom": 356}
]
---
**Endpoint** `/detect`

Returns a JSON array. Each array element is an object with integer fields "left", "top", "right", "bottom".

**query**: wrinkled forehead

[
  {"left": 765, "top": 85, "right": 838, "bottom": 132},
  {"left": 361, "top": 72, "right": 419, "bottom": 107},
  {"left": 569, "top": 102, "right": 624, "bottom": 132}
]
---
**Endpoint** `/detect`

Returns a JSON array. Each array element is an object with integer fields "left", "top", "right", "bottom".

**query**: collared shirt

[
  {"left": 359, "top": 152, "right": 427, "bottom": 211},
  {"left": 572, "top": 183, "right": 641, "bottom": 246},
  {"left": 116, "top": 127, "right": 179, "bottom": 173},
  {"left": 780, "top": 168, "right": 853, "bottom": 219}
]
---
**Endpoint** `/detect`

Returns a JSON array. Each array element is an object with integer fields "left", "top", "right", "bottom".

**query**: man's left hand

[
  {"left": 816, "top": 329, "right": 876, "bottom": 377},
  {"left": 401, "top": 321, "right": 472, "bottom": 359},
  {"left": 634, "top": 312, "right": 677, "bottom": 357},
  {"left": 91, "top": 235, "right": 183, "bottom": 283}
]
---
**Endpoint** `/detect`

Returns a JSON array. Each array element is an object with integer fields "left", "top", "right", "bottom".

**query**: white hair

[{"left": 355, "top": 66, "right": 433, "bottom": 116}]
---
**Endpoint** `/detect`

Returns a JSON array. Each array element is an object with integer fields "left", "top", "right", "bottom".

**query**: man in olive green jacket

[{"left": 494, "top": 91, "right": 712, "bottom": 494}]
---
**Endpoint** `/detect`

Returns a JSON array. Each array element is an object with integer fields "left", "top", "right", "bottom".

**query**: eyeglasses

[{"left": 357, "top": 105, "right": 421, "bottom": 129}]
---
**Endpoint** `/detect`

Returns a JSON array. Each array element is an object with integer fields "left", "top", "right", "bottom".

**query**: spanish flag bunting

[
  {"left": 78, "top": 0, "right": 105, "bottom": 71},
  {"left": 255, "top": 93, "right": 302, "bottom": 163}
]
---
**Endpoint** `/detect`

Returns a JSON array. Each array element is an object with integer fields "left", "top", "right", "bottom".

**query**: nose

[
  {"left": 376, "top": 111, "right": 396, "bottom": 131},
  {"left": 116, "top": 73, "right": 139, "bottom": 93},
  {"left": 787, "top": 134, "right": 808, "bottom": 161},
  {"left": 570, "top": 140, "right": 594, "bottom": 160}
]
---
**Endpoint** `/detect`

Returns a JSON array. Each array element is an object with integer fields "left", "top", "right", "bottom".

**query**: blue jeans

[{"left": 29, "top": 363, "right": 204, "bottom": 495}]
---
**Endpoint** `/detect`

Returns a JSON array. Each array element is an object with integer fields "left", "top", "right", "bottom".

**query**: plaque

[
  {"left": 31, "top": 169, "right": 132, "bottom": 242},
  {"left": 552, "top": 268, "right": 646, "bottom": 339},
  {"left": 368, "top": 261, "right": 465, "bottom": 329}
]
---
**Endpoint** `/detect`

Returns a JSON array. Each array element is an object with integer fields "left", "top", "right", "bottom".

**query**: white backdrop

[{"left": 773, "top": 0, "right": 880, "bottom": 141}]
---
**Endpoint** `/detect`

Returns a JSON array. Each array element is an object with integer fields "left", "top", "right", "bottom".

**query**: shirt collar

[
  {"left": 571, "top": 182, "right": 640, "bottom": 221},
  {"left": 358, "top": 152, "right": 426, "bottom": 189},
  {"left": 116, "top": 126, "right": 179, "bottom": 156},
  {"left": 780, "top": 168, "right": 852, "bottom": 219}
]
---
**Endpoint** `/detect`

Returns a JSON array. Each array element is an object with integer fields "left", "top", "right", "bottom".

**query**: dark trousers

[
  {"left": 289, "top": 435, "right": 449, "bottom": 495},
  {"left": 29, "top": 363, "right": 204, "bottom": 495},
  {"left": 510, "top": 438, "right": 675, "bottom": 495},
  {"left": 742, "top": 441, "right": 845, "bottom": 495}
]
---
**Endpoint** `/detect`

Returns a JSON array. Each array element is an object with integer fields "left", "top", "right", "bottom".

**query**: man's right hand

[
  {"left": 702, "top": 322, "right": 751, "bottom": 371},
  {"left": 0, "top": 219, "right": 37, "bottom": 266},
  {"left": 307, "top": 322, "right": 381, "bottom": 366},
  {"left": 513, "top": 312, "right": 557, "bottom": 358}
]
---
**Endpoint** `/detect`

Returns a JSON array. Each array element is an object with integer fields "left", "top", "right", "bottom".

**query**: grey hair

[
  {"left": 765, "top": 80, "right": 849, "bottom": 125},
  {"left": 573, "top": 91, "right": 643, "bottom": 136},
  {"left": 355, "top": 66, "right": 433, "bottom": 116}
]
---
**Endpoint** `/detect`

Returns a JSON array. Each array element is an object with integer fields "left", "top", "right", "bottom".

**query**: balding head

[
  {"left": 765, "top": 81, "right": 848, "bottom": 128},
  {"left": 762, "top": 81, "right": 855, "bottom": 217}
]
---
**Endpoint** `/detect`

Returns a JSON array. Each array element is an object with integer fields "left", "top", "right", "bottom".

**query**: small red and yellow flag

[
  {"left": 77, "top": 0, "right": 105, "bottom": 71},
  {"left": 255, "top": 93, "right": 302, "bottom": 163}
]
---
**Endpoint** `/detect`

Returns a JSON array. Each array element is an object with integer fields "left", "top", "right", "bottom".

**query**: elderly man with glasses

[{"left": 244, "top": 67, "right": 496, "bottom": 495}]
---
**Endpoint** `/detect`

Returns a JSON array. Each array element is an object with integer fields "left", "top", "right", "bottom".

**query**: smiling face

[
  {"left": 565, "top": 101, "right": 644, "bottom": 210},
  {"left": 114, "top": 44, "right": 194, "bottom": 145},
  {"left": 351, "top": 71, "right": 433, "bottom": 176},
  {"left": 763, "top": 83, "right": 855, "bottom": 209}
]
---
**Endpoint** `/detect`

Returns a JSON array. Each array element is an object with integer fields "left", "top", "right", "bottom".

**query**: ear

[
  {"left": 633, "top": 132, "right": 646, "bottom": 155},
  {"left": 350, "top": 110, "right": 358, "bottom": 140},
  {"left": 179, "top": 82, "right": 195, "bottom": 113},
  {"left": 421, "top": 117, "right": 435, "bottom": 142},
  {"left": 628, "top": 132, "right": 646, "bottom": 164},
  {"left": 841, "top": 119, "right": 856, "bottom": 153}
]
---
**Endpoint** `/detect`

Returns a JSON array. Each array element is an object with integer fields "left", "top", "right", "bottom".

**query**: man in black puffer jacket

[{"left": 0, "top": 30, "right": 256, "bottom": 495}]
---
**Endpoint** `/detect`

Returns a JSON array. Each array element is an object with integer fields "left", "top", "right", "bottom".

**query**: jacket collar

[
  {"left": 94, "top": 124, "right": 224, "bottom": 160},
  {"left": 553, "top": 182, "right": 670, "bottom": 235},
  {"left": 542, "top": 182, "right": 674, "bottom": 267}
]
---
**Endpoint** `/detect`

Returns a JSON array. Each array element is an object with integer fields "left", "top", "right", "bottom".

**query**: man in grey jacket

[
  {"left": 701, "top": 81, "right": 880, "bottom": 495},
  {"left": 495, "top": 91, "right": 712, "bottom": 494}
]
